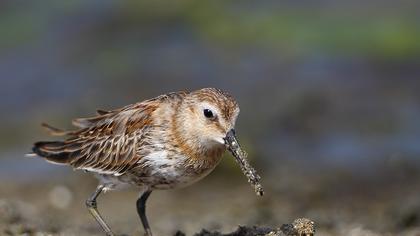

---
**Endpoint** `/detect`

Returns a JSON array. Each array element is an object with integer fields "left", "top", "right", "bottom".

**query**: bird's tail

[{"left": 31, "top": 141, "right": 72, "bottom": 165}]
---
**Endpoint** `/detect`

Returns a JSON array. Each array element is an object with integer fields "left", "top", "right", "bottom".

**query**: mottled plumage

[{"left": 31, "top": 88, "right": 254, "bottom": 236}]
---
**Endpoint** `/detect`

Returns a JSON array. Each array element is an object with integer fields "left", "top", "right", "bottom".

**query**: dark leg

[
  {"left": 136, "top": 190, "right": 153, "bottom": 236},
  {"left": 86, "top": 185, "right": 115, "bottom": 236}
]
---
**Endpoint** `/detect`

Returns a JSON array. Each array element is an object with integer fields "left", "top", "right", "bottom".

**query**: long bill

[{"left": 224, "top": 129, "right": 264, "bottom": 196}]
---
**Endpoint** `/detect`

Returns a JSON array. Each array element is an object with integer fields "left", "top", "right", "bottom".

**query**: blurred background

[{"left": 1, "top": 1, "right": 420, "bottom": 235}]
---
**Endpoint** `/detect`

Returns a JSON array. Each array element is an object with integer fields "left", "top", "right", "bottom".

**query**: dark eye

[{"left": 203, "top": 109, "right": 214, "bottom": 119}]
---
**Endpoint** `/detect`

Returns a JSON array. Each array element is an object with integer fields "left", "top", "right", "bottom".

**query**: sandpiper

[{"left": 31, "top": 88, "right": 263, "bottom": 236}]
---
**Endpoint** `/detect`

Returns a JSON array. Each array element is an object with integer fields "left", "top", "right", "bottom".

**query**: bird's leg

[
  {"left": 86, "top": 185, "right": 115, "bottom": 236},
  {"left": 136, "top": 190, "right": 153, "bottom": 236}
]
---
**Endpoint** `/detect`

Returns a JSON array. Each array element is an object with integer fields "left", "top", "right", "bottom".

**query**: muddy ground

[{"left": 1, "top": 164, "right": 420, "bottom": 236}]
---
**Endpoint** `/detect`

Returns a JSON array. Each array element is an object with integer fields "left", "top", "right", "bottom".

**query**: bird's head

[{"left": 175, "top": 88, "right": 240, "bottom": 152}]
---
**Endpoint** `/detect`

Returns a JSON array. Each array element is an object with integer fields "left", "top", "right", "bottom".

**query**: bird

[{"left": 30, "top": 88, "right": 254, "bottom": 236}]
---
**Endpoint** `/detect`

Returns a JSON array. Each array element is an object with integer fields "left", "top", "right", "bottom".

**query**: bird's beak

[
  {"left": 224, "top": 129, "right": 264, "bottom": 196},
  {"left": 224, "top": 129, "right": 238, "bottom": 149}
]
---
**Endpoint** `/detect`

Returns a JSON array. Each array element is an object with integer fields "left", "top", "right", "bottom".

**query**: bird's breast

[{"left": 129, "top": 147, "right": 224, "bottom": 189}]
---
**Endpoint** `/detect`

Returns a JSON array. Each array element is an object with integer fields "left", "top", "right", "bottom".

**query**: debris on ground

[{"left": 174, "top": 218, "right": 315, "bottom": 236}]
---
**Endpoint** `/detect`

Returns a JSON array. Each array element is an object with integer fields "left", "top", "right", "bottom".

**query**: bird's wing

[{"left": 33, "top": 99, "right": 161, "bottom": 176}]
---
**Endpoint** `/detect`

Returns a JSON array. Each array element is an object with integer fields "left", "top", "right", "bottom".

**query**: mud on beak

[{"left": 224, "top": 129, "right": 264, "bottom": 196}]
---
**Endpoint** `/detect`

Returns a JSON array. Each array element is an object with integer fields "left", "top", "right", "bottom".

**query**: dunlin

[{"left": 31, "top": 88, "right": 263, "bottom": 236}]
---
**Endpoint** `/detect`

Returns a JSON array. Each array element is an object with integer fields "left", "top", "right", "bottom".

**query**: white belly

[
  {"left": 96, "top": 150, "right": 222, "bottom": 190},
  {"left": 138, "top": 150, "right": 221, "bottom": 189}
]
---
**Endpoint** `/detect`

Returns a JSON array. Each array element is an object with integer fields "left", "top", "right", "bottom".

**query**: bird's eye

[{"left": 203, "top": 109, "right": 214, "bottom": 119}]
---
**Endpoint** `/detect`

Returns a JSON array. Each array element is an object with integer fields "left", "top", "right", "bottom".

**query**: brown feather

[
  {"left": 41, "top": 123, "right": 74, "bottom": 136},
  {"left": 96, "top": 109, "right": 111, "bottom": 115},
  {"left": 32, "top": 97, "right": 165, "bottom": 175}
]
